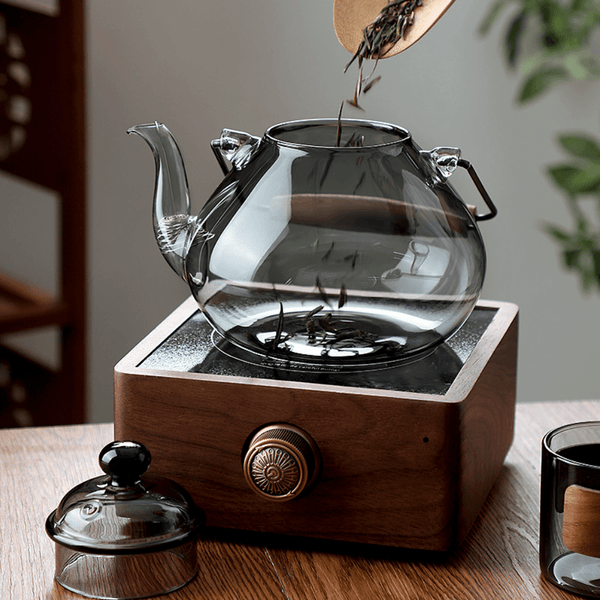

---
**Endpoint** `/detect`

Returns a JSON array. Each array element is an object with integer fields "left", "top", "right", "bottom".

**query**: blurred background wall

[{"left": 2, "top": 0, "right": 600, "bottom": 422}]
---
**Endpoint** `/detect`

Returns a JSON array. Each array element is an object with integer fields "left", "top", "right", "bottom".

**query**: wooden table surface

[{"left": 2, "top": 400, "right": 600, "bottom": 599}]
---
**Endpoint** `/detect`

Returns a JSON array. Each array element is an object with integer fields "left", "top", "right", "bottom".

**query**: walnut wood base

[{"left": 114, "top": 297, "right": 518, "bottom": 551}]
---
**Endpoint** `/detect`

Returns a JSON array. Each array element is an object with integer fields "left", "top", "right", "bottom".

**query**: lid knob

[{"left": 99, "top": 440, "right": 151, "bottom": 486}]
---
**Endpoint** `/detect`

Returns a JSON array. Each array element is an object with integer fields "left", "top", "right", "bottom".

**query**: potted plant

[{"left": 481, "top": 0, "right": 600, "bottom": 291}]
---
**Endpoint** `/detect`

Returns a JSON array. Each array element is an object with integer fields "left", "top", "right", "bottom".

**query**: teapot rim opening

[{"left": 265, "top": 118, "right": 411, "bottom": 151}]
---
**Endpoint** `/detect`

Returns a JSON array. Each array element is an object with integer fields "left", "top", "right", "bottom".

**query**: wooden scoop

[{"left": 333, "top": 0, "right": 456, "bottom": 58}]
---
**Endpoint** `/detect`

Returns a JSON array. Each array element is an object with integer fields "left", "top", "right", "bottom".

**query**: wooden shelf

[
  {"left": 0, "top": 272, "right": 69, "bottom": 334},
  {"left": 0, "top": 0, "right": 86, "bottom": 426}
]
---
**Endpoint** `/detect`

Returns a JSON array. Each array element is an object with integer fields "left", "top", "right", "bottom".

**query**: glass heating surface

[{"left": 139, "top": 308, "right": 496, "bottom": 396}]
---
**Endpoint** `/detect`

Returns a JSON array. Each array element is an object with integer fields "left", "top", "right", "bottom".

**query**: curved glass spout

[{"left": 128, "top": 122, "right": 195, "bottom": 281}]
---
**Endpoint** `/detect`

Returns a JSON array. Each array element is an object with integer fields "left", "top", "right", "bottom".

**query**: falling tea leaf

[
  {"left": 272, "top": 301, "right": 284, "bottom": 349},
  {"left": 338, "top": 282, "right": 348, "bottom": 308},
  {"left": 337, "top": 0, "right": 423, "bottom": 145},
  {"left": 315, "top": 276, "right": 332, "bottom": 307},
  {"left": 322, "top": 241, "right": 335, "bottom": 261}
]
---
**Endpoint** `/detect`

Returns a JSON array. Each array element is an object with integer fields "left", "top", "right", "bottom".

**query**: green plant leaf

[
  {"left": 482, "top": 0, "right": 600, "bottom": 293},
  {"left": 544, "top": 222, "right": 600, "bottom": 293},
  {"left": 545, "top": 224, "right": 572, "bottom": 243},
  {"left": 563, "top": 52, "right": 597, "bottom": 79},
  {"left": 563, "top": 248, "right": 581, "bottom": 268},
  {"left": 520, "top": 49, "right": 555, "bottom": 77},
  {"left": 505, "top": 10, "right": 528, "bottom": 67},
  {"left": 582, "top": 270, "right": 595, "bottom": 292},
  {"left": 571, "top": 0, "right": 588, "bottom": 12},
  {"left": 479, "top": 0, "right": 515, "bottom": 36},
  {"left": 547, "top": 164, "right": 600, "bottom": 194},
  {"left": 539, "top": 0, "right": 571, "bottom": 38},
  {"left": 558, "top": 134, "right": 600, "bottom": 162},
  {"left": 580, "top": 55, "right": 600, "bottom": 78},
  {"left": 575, "top": 216, "right": 592, "bottom": 236},
  {"left": 593, "top": 249, "right": 600, "bottom": 279},
  {"left": 517, "top": 64, "right": 569, "bottom": 102}
]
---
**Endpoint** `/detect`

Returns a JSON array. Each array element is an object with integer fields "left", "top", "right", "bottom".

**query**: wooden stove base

[{"left": 114, "top": 297, "right": 518, "bottom": 551}]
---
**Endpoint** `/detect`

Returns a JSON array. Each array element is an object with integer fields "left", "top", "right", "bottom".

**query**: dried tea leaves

[{"left": 337, "top": 0, "right": 423, "bottom": 145}]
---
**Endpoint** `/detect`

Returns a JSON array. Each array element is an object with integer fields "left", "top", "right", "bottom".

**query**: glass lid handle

[{"left": 99, "top": 440, "right": 151, "bottom": 487}]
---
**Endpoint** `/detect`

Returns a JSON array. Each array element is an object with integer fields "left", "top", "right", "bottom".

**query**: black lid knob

[{"left": 99, "top": 440, "right": 151, "bottom": 486}]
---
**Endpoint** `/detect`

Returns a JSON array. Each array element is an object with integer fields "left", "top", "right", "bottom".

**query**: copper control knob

[{"left": 243, "top": 424, "right": 321, "bottom": 501}]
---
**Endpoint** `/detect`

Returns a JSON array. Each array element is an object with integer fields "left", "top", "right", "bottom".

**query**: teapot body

[{"left": 182, "top": 119, "right": 490, "bottom": 368}]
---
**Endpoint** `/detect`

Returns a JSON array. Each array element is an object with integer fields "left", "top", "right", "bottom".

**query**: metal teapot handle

[
  {"left": 423, "top": 147, "right": 498, "bottom": 222},
  {"left": 457, "top": 158, "right": 498, "bottom": 222},
  {"left": 211, "top": 129, "right": 261, "bottom": 175}
]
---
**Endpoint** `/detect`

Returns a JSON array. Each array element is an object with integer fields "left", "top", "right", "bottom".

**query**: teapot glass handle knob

[
  {"left": 424, "top": 147, "right": 498, "bottom": 222},
  {"left": 428, "top": 146, "right": 461, "bottom": 178},
  {"left": 211, "top": 129, "right": 261, "bottom": 175}
]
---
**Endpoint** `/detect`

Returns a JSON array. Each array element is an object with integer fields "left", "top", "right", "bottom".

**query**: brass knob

[{"left": 243, "top": 424, "right": 320, "bottom": 501}]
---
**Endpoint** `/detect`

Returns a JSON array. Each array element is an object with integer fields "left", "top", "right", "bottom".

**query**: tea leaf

[
  {"left": 339, "top": 0, "right": 422, "bottom": 146},
  {"left": 315, "top": 276, "right": 332, "bottom": 307},
  {"left": 272, "top": 301, "right": 284, "bottom": 349},
  {"left": 363, "top": 75, "right": 382, "bottom": 93},
  {"left": 335, "top": 101, "right": 344, "bottom": 147},
  {"left": 322, "top": 241, "right": 335, "bottom": 261},
  {"left": 338, "top": 283, "right": 347, "bottom": 309},
  {"left": 304, "top": 305, "right": 324, "bottom": 320}
]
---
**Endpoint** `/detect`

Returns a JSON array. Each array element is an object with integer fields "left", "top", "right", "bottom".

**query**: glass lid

[{"left": 46, "top": 441, "right": 204, "bottom": 554}]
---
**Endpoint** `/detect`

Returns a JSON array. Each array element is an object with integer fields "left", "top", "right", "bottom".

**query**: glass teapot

[{"left": 129, "top": 119, "right": 497, "bottom": 369}]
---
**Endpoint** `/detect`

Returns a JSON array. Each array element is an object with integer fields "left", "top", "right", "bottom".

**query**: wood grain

[
  {"left": 333, "top": 0, "right": 456, "bottom": 57},
  {"left": 2, "top": 401, "right": 596, "bottom": 598},
  {"left": 114, "top": 299, "right": 517, "bottom": 551},
  {"left": 454, "top": 303, "right": 519, "bottom": 541},
  {"left": 563, "top": 484, "right": 600, "bottom": 558},
  {"left": 0, "top": 424, "right": 112, "bottom": 599},
  {"left": 264, "top": 401, "right": 599, "bottom": 600},
  {"left": 0, "top": 423, "right": 288, "bottom": 599},
  {"left": 288, "top": 193, "right": 471, "bottom": 235}
]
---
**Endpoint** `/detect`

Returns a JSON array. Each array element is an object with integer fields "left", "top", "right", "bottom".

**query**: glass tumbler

[{"left": 540, "top": 421, "right": 600, "bottom": 597}]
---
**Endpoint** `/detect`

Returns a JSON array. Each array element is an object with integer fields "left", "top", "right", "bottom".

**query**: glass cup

[{"left": 540, "top": 422, "right": 600, "bottom": 597}]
